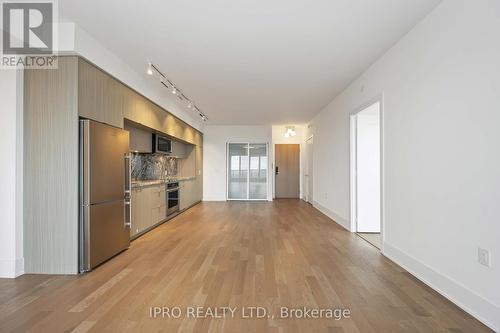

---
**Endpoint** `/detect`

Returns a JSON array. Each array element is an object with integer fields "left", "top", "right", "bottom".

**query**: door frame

[
  {"left": 226, "top": 142, "right": 269, "bottom": 201},
  {"left": 349, "top": 94, "right": 385, "bottom": 249},
  {"left": 305, "top": 135, "right": 314, "bottom": 203}
]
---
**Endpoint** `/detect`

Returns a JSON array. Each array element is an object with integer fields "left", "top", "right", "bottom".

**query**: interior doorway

[
  {"left": 227, "top": 143, "right": 268, "bottom": 200},
  {"left": 275, "top": 144, "right": 300, "bottom": 198},
  {"left": 305, "top": 136, "right": 313, "bottom": 203},
  {"left": 351, "top": 101, "right": 382, "bottom": 249}
]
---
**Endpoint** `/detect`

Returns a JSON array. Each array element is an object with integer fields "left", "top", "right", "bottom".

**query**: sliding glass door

[
  {"left": 249, "top": 144, "right": 268, "bottom": 200},
  {"left": 227, "top": 143, "right": 268, "bottom": 200},
  {"left": 228, "top": 143, "right": 249, "bottom": 200}
]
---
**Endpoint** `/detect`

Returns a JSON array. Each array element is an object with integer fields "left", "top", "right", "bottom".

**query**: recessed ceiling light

[{"left": 284, "top": 125, "right": 296, "bottom": 138}]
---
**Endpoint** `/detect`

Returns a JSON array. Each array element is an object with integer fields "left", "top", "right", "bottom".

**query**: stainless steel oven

[{"left": 166, "top": 182, "right": 180, "bottom": 215}]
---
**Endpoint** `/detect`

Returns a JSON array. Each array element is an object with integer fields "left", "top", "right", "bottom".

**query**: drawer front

[{"left": 149, "top": 186, "right": 166, "bottom": 208}]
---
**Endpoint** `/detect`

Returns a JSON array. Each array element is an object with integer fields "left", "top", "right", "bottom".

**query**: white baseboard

[
  {"left": 201, "top": 198, "right": 226, "bottom": 202},
  {"left": 312, "top": 201, "right": 351, "bottom": 231},
  {"left": 0, "top": 257, "right": 24, "bottom": 278},
  {"left": 383, "top": 242, "right": 499, "bottom": 332}
]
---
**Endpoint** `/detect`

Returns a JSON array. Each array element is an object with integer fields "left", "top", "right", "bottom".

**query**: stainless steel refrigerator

[{"left": 79, "top": 119, "right": 131, "bottom": 272}]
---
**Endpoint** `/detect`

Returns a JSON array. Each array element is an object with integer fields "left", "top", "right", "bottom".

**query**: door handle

[
  {"left": 124, "top": 199, "right": 131, "bottom": 228},
  {"left": 124, "top": 154, "right": 132, "bottom": 195},
  {"left": 275, "top": 166, "right": 279, "bottom": 175}
]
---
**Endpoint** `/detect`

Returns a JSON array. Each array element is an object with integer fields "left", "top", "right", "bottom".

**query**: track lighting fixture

[{"left": 145, "top": 61, "right": 208, "bottom": 122}]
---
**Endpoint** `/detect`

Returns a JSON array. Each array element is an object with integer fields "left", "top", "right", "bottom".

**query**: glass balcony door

[
  {"left": 227, "top": 143, "right": 268, "bottom": 200},
  {"left": 227, "top": 143, "right": 249, "bottom": 200}
]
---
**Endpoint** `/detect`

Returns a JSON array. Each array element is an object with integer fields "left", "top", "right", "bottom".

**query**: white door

[
  {"left": 306, "top": 136, "right": 314, "bottom": 203},
  {"left": 355, "top": 102, "right": 381, "bottom": 232}
]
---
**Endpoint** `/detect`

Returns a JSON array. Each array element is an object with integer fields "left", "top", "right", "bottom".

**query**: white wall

[
  {"left": 0, "top": 69, "right": 24, "bottom": 278},
  {"left": 309, "top": 0, "right": 500, "bottom": 329},
  {"left": 271, "top": 125, "right": 307, "bottom": 199},
  {"left": 203, "top": 126, "right": 272, "bottom": 201}
]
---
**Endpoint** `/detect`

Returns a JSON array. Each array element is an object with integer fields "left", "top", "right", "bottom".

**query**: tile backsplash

[{"left": 131, "top": 153, "right": 178, "bottom": 180}]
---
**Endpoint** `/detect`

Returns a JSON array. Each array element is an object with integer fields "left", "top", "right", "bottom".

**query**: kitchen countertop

[{"left": 132, "top": 177, "right": 195, "bottom": 188}]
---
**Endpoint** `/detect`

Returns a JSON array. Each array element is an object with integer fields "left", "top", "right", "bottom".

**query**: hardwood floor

[
  {"left": 0, "top": 200, "right": 491, "bottom": 332},
  {"left": 357, "top": 233, "right": 382, "bottom": 250}
]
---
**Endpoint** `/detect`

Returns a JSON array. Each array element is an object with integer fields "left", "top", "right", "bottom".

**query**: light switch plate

[{"left": 478, "top": 248, "right": 491, "bottom": 267}]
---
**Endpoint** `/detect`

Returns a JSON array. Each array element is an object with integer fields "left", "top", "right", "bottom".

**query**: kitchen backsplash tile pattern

[{"left": 131, "top": 154, "right": 178, "bottom": 180}]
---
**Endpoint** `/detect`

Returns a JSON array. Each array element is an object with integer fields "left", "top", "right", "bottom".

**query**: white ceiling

[{"left": 60, "top": 0, "right": 441, "bottom": 125}]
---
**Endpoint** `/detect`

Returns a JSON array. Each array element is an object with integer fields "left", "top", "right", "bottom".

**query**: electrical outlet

[{"left": 478, "top": 248, "right": 491, "bottom": 267}]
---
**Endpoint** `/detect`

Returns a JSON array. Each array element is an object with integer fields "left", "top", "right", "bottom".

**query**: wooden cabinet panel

[
  {"left": 194, "top": 131, "right": 203, "bottom": 147},
  {"left": 145, "top": 185, "right": 166, "bottom": 229},
  {"left": 24, "top": 56, "right": 79, "bottom": 274},
  {"left": 124, "top": 89, "right": 151, "bottom": 126},
  {"left": 151, "top": 206, "right": 161, "bottom": 225},
  {"left": 151, "top": 205, "right": 167, "bottom": 225},
  {"left": 180, "top": 180, "right": 194, "bottom": 210},
  {"left": 164, "top": 113, "right": 179, "bottom": 138},
  {"left": 125, "top": 124, "right": 152, "bottom": 153},
  {"left": 194, "top": 145, "right": 203, "bottom": 202},
  {"left": 131, "top": 184, "right": 167, "bottom": 237},
  {"left": 178, "top": 145, "right": 195, "bottom": 178},
  {"left": 147, "top": 103, "right": 164, "bottom": 132},
  {"left": 78, "top": 59, "right": 123, "bottom": 128},
  {"left": 150, "top": 184, "right": 167, "bottom": 208},
  {"left": 131, "top": 188, "right": 151, "bottom": 237},
  {"left": 171, "top": 140, "right": 186, "bottom": 159}
]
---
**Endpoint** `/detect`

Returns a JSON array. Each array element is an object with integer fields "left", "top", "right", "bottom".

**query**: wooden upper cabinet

[
  {"left": 165, "top": 113, "right": 179, "bottom": 138},
  {"left": 78, "top": 59, "right": 123, "bottom": 128},
  {"left": 194, "top": 131, "right": 203, "bottom": 147},
  {"left": 171, "top": 140, "right": 187, "bottom": 159},
  {"left": 149, "top": 103, "right": 166, "bottom": 133},
  {"left": 123, "top": 88, "right": 141, "bottom": 123},
  {"left": 76, "top": 57, "right": 202, "bottom": 146}
]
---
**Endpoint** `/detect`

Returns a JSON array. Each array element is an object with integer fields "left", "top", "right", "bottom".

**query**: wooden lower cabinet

[
  {"left": 131, "top": 184, "right": 167, "bottom": 238},
  {"left": 131, "top": 187, "right": 150, "bottom": 237},
  {"left": 179, "top": 180, "right": 192, "bottom": 211},
  {"left": 180, "top": 179, "right": 201, "bottom": 211}
]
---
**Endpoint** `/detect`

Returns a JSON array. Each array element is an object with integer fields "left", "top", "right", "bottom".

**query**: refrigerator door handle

[
  {"left": 124, "top": 153, "right": 132, "bottom": 195},
  {"left": 124, "top": 198, "right": 132, "bottom": 228}
]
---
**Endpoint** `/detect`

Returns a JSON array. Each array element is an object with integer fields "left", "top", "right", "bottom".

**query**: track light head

[{"left": 147, "top": 61, "right": 207, "bottom": 122}]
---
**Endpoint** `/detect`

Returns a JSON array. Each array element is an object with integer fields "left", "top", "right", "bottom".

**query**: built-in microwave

[{"left": 152, "top": 134, "right": 172, "bottom": 154}]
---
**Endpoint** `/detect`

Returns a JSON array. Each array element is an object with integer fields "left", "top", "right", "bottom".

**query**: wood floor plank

[{"left": 0, "top": 201, "right": 492, "bottom": 333}]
